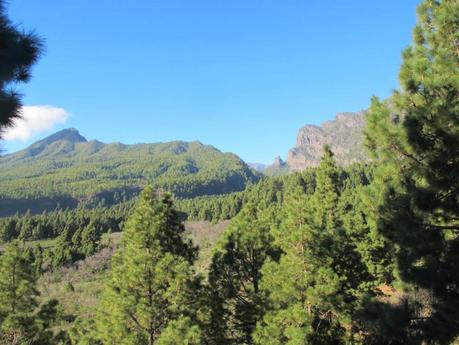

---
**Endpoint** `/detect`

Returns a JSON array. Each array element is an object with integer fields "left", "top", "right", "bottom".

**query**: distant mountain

[
  {"left": 283, "top": 111, "right": 366, "bottom": 171},
  {"left": 2, "top": 128, "right": 88, "bottom": 162},
  {"left": 248, "top": 162, "right": 267, "bottom": 172},
  {"left": 0, "top": 129, "right": 261, "bottom": 216}
]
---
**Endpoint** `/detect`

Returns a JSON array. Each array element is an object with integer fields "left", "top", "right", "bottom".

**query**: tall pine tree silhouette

[
  {"left": 96, "top": 187, "right": 202, "bottom": 345},
  {"left": 0, "top": 241, "right": 58, "bottom": 344},
  {"left": 364, "top": 0, "right": 459, "bottom": 342},
  {"left": 207, "top": 203, "right": 280, "bottom": 345},
  {"left": 254, "top": 147, "right": 372, "bottom": 344},
  {"left": 0, "top": 0, "right": 42, "bottom": 137}
]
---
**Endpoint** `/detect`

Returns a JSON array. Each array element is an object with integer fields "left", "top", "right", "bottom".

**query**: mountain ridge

[
  {"left": 3, "top": 129, "right": 219, "bottom": 163},
  {"left": 0, "top": 129, "right": 261, "bottom": 216}
]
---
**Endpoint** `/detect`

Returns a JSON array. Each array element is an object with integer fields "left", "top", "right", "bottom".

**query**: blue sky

[{"left": 5, "top": 0, "right": 419, "bottom": 164}]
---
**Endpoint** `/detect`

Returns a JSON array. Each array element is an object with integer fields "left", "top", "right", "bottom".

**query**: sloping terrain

[{"left": 0, "top": 129, "right": 260, "bottom": 215}]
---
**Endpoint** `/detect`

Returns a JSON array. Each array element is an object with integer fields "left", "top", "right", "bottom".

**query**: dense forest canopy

[
  {"left": 0, "top": 129, "right": 261, "bottom": 216},
  {"left": 0, "top": 0, "right": 458, "bottom": 344}
]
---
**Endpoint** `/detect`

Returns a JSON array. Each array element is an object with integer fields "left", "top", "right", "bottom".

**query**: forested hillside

[
  {"left": 0, "top": 0, "right": 458, "bottom": 344},
  {"left": 0, "top": 128, "right": 260, "bottom": 215}
]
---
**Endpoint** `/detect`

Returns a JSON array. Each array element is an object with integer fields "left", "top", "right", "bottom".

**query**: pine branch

[{"left": 427, "top": 223, "right": 459, "bottom": 231}]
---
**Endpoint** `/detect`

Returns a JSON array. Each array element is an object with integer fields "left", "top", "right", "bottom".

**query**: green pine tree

[
  {"left": 0, "top": 241, "right": 58, "bottom": 344},
  {"left": 156, "top": 317, "right": 202, "bottom": 345},
  {"left": 0, "top": 0, "right": 42, "bottom": 137},
  {"left": 364, "top": 0, "right": 459, "bottom": 342},
  {"left": 254, "top": 147, "right": 375, "bottom": 345},
  {"left": 95, "top": 187, "right": 202, "bottom": 345},
  {"left": 207, "top": 203, "right": 280, "bottom": 345}
]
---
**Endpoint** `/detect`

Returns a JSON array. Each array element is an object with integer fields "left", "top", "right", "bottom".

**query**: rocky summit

[{"left": 286, "top": 111, "right": 367, "bottom": 171}]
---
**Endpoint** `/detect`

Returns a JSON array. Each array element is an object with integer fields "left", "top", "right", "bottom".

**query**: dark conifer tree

[
  {"left": 0, "top": 241, "right": 58, "bottom": 344},
  {"left": 0, "top": 0, "right": 42, "bottom": 137},
  {"left": 95, "top": 187, "right": 202, "bottom": 345},
  {"left": 207, "top": 203, "right": 280, "bottom": 344},
  {"left": 364, "top": 0, "right": 459, "bottom": 342},
  {"left": 254, "top": 147, "right": 376, "bottom": 344}
]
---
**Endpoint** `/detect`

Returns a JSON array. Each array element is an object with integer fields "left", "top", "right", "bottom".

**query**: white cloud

[{"left": 3, "top": 105, "right": 69, "bottom": 141}]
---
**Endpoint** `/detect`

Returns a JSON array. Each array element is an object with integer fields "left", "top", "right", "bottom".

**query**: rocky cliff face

[{"left": 286, "top": 111, "right": 366, "bottom": 171}]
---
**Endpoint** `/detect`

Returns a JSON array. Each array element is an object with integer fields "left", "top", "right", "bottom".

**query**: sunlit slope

[{"left": 0, "top": 129, "right": 260, "bottom": 215}]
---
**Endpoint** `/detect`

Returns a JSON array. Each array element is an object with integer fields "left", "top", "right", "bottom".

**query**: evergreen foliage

[
  {"left": 364, "top": 0, "right": 459, "bottom": 342},
  {"left": 0, "top": 1, "right": 457, "bottom": 343},
  {"left": 94, "top": 187, "right": 203, "bottom": 345},
  {"left": 0, "top": 204, "right": 127, "bottom": 271},
  {"left": 0, "top": 0, "right": 42, "bottom": 137},
  {"left": 207, "top": 203, "right": 281, "bottom": 344},
  {"left": 0, "top": 137, "right": 260, "bottom": 214},
  {"left": 0, "top": 241, "right": 59, "bottom": 344},
  {"left": 254, "top": 147, "right": 386, "bottom": 344}
]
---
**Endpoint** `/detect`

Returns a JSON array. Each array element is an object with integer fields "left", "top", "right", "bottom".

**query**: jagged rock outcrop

[
  {"left": 263, "top": 155, "right": 289, "bottom": 176},
  {"left": 272, "top": 156, "right": 286, "bottom": 168},
  {"left": 286, "top": 111, "right": 366, "bottom": 171}
]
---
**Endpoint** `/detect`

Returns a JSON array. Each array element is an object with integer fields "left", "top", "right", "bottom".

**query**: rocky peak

[
  {"left": 272, "top": 156, "right": 286, "bottom": 168},
  {"left": 38, "top": 128, "right": 87, "bottom": 145},
  {"left": 9, "top": 128, "right": 88, "bottom": 160},
  {"left": 286, "top": 111, "right": 366, "bottom": 171}
]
